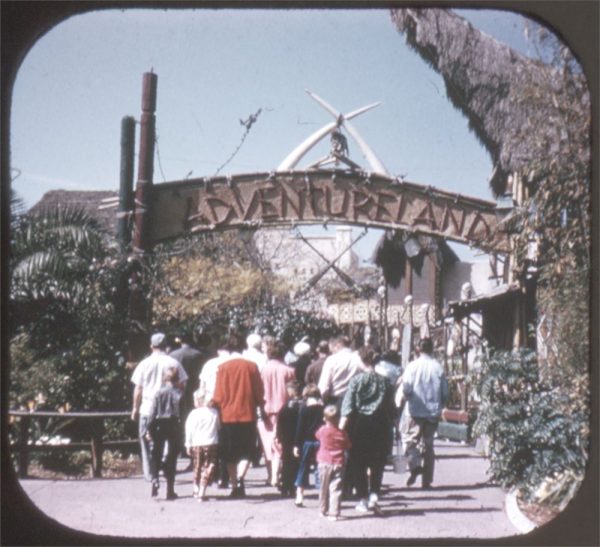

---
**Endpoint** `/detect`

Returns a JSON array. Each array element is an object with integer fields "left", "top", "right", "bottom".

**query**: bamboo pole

[{"left": 118, "top": 116, "right": 136, "bottom": 249}]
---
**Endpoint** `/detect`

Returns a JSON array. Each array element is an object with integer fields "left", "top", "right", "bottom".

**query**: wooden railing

[{"left": 9, "top": 410, "right": 137, "bottom": 478}]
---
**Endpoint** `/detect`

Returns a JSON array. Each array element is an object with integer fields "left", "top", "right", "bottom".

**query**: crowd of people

[{"left": 130, "top": 329, "right": 448, "bottom": 521}]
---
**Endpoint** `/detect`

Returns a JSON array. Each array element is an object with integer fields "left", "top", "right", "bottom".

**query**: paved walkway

[{"left": 18, "top": 439, "right": 520, "bottom": 541}]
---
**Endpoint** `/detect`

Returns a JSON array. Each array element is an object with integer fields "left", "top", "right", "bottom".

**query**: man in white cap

[
  {"left": 242, "top": 333, "right": 267, "bottom": 372},
  {"left": 131, "top": 332, "right": 188, "bottom": 481},
  {"left": 291, "top": 339, "right": 312, "bottom": 390}
]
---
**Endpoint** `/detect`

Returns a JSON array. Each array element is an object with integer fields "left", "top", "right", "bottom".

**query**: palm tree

[
  {"left": 10, "top": 204, "right": 108, "bottom": 304},
  {"left": 8, "top": 199, "right": 132, "bottom": 412}
]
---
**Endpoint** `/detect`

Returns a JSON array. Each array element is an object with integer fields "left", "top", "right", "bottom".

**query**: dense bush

[
  {"left": 235, "top": 303, "right": 341, "bottom": 348},
  {"left": 150, "top": 231, "right": 343, "bottom": 350},
  {"left": 473, "top": 348, "right": 588, "bottom": 506},
  {"left": 9, "top": 206, "right": 132, "bottom": 444}
]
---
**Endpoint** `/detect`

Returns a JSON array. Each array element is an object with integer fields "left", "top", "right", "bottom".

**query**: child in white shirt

[{"left": 185, "top": 390, "right": 220, "bottom": 501}]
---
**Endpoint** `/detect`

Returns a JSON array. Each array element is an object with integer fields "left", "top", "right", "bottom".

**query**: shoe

[
  {"left": 151, "top": 481, "right": 159, "bottom": 497},
  {"left": 320, "top": 511, "right": 327, "bottom": 518},
  {"left": 421, "top": 482, "right": 433, "bottom": 490},
  {"left": 229, "top": 487, "right": 245, "bottom": 499},
  {"left": 237, "top": 479, "right": 246, "bottom": 497},
  {"left": 368, "top": 493, "right": 379, "bottom": 509},
  {"left": 355, "top": 499, "right": 368, "bottom": 513},
  {"left": 327, "top": 515, "right": 339, "bottom": 522},
  {"left": 198, "top": 496, "right": 208, "bottom": 502},
  {"left": 192, "top": 486, "right": 200, "bottom": 498},
  {"left": 166, "top": 492, "right": 178, "bottom": 500},
  {"left": 406, "top": 466, "right": 423, "bottom": 487}
]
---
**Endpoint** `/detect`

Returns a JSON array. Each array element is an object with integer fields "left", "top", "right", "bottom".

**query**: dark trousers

[
  {"left": 348, "top": 412, "right": 389, "bottom": 499},
  {"left": 280, "top": 447, "right": 299, "bottom": 496},
  {"left": 150, "top": 418, "right": 180, "bottom": 493}
]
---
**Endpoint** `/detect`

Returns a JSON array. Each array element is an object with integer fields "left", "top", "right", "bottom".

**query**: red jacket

[{"left": 213, "top": 357, "right": 264, "bottom": 423}]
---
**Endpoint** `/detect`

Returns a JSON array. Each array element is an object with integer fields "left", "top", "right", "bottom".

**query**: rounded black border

[{"left": 2, "top": 2, "right": 598, "bottom": 546}]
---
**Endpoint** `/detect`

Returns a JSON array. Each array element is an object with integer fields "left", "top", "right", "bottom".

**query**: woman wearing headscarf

[{"left": 339, "top": 345, "right": 395, "bottom": 513}]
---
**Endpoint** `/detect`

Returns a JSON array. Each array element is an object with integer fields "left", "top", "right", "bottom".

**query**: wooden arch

[{"left": 147, "top": 169, "right": 509, "bottom": 252}]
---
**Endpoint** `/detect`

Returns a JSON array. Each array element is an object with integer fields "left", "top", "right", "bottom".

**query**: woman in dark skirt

[{"left": 339, "top": 346, "right": 395, "bottom": 513}]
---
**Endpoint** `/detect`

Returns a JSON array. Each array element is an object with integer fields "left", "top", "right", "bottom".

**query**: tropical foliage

[
  {"left": 9, "top": 204, "right": 131, "bottom": 416},
  {"left": 474, "top": 348, "right": 588, "bottom": 507},
  {"left": 509, "top": 24, "right": 591, "bottom": 462}
]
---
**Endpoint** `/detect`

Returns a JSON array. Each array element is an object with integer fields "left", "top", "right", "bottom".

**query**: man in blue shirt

[{"left": 400, "top": 337, "right": 449, "bottom": 489}]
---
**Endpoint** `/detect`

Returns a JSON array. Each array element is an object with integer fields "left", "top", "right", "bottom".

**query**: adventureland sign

[{"left": 149, "top": 170, "right": 509, "bottom": 252}]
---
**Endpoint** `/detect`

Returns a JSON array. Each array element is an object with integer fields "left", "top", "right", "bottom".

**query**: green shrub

[
  {"left": 473, "top": 348, "right": 588, "bottom": 505},
  {"left": 34, "top": 450, "right": 89, "bottom": 475}
]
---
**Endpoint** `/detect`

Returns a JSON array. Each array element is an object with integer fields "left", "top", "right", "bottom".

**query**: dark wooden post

[
  {"left": 90, "top": 418, "right": 105, "bottom": 478},
  {"left": 133, "top": 71, "right": 157, "bottom": 255},
  {"left": 90, "top": 439, "right": 103, "bottom": 477},
  {"left": 18, "top": 415, "right": 30, "bottom": 478},
  {"left": 383, "top": 283, "right": 389, "bottom": 349},
  {"left": 128, "top": 72, "right": 157, "bottom": 362},
  {"left": 118, "top": 116, "right": 136, "bottom": 249}
]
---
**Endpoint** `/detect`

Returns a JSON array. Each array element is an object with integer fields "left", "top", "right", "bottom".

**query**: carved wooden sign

[{"left": 148, "top": 170, "right": 509, "bottom": 251}]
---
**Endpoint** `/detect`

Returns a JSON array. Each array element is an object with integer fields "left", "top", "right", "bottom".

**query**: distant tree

[
  {"left": 148, "top": 230, "right": 343, "bottom": 348},
  {"left": 149, "top": 232, "right": 287, "bottom": 332}
]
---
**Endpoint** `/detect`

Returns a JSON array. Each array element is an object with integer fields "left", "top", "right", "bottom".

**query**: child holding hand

[{"left": 315, "top": 405, "right": 351, "bottom": 521}]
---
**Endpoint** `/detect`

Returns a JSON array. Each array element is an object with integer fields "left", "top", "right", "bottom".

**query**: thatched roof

[
  {"left": 390, "top": 8, "right": 588, "bottom": 196},
  {"left": 29, "top": 190, "right": 119, "bottom": 236}
]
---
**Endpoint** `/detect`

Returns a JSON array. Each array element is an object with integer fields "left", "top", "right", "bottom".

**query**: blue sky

[{"left": 10, "top": 7, "right": 547, "bottom": 261}]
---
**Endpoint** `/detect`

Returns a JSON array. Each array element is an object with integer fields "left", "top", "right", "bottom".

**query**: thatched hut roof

[
  {"left": 390, "top": 8, "right": 589, "bottom": 196},
  {"left": 29, "top": 190, "right": 119, "bottom": 236}
]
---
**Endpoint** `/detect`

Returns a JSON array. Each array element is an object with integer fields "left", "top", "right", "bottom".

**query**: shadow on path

[
  {"left": 436, "top": 453, "right": 481, "bottom": 459},
  {"left": 387, "top": 482, "right": 492, "bottom": 493},
  {"left": 382, "top": 506, "right": 501, "bottom": 517},
  {"left": 388, "top": 493, "right": 474, "bottom": 502}
]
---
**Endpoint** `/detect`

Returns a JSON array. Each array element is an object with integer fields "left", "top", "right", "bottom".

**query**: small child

[
  {"left": 185, "top": 390, "right": 220, "bottom": 501},
  {"left": 315, "top": 405, "right": 352, "bottom": 521},
  {"left": 275, "top": 380, "right": 303, "bottom": 497},
  {"left": 146, "top": 366, "right": 182, "bottom": 500},
  {"left": 293, "top": 383, "right": 324, "bottom": 507}
]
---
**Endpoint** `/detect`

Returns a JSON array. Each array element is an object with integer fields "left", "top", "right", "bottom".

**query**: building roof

[
  {"left": 28, "top": 190, "right": 119, "bottom": 236},
  {"left": 447, "top": 283, "right": 520, "bottom": 319}
]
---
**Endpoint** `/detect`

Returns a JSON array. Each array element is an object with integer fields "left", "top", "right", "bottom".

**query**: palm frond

[{"left": 12, "top": 250, "right": 72, "bottom": 282}]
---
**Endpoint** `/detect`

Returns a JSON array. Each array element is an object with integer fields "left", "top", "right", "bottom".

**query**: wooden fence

[{"left": 9, "top": 410, "right": 137, "bottom": 478}]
